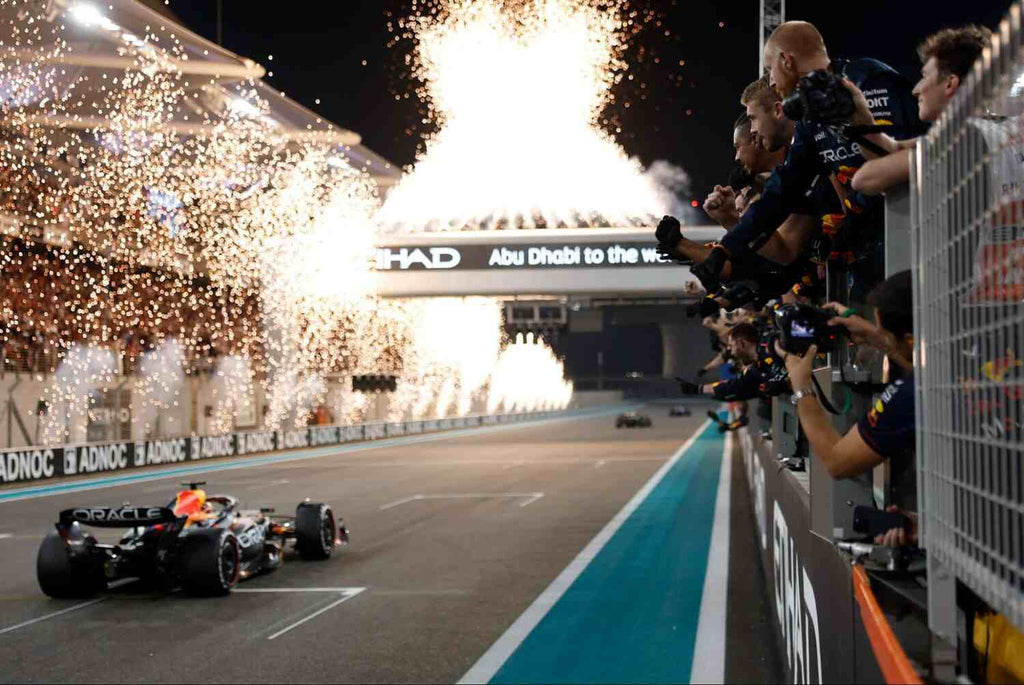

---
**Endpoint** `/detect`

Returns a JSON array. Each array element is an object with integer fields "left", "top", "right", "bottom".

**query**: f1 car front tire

[
  {"left": 296, "top": 503, "right": 336, "bottom": 561},
  {"left": 179, "top": 529, "right": 240, "bottom": 596},
  {"left": 37, "top": 533, "right": 106, "bottom": 598}
]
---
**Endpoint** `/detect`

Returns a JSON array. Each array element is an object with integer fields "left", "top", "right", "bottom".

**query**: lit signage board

[{"left": 374, "top": 242, "right": 666, "bottom": 271}]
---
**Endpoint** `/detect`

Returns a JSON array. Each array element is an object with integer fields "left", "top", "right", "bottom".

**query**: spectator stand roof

[{"left": 0, "top": 0, "right": 400, "bottom": 185}]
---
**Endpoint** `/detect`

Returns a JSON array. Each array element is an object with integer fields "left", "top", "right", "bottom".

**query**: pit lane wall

[
  {"left": 0, "top": 411, "right": 564, "bottom": 486},
  {"left": 738, "top": 427, "right": 886, "bottom": 683}
]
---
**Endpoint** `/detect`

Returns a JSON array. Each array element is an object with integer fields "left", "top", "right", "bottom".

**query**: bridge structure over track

[{"left": 371, "top": 226, "right": 724, "bottom": 298}]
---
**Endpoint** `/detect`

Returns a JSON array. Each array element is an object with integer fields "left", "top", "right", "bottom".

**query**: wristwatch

[{"left": 790, "top": 387, "right": 817, "bottom": 405}]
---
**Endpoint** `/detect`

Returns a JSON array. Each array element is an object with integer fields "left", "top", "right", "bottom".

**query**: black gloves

[
  {"left": 696, "top": 367, "right": 708, "bottom": 378},
  {"left": 676, "top": 378, "right": 702, "bottom": 395},
  {"left": 691, "top": 246, "right": 728, "bottom": 292},
  {"left": 656, "top": 215, "right": 682, "bottom": 246},
  {"left": 655, "top": 215, "right": 686, "bottom": 264}
]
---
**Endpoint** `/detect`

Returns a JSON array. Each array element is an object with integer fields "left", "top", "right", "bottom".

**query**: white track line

[
  {"left": 518, "top": 493, "right": 544, "bottom": 508},
  {"left": 379, "top": 494, "right": 423, "bottom": 510},
  {"left": 360, "top": 457, "right": 666, "bottom": 469},
  {"left": 0, "top": 578, "right": 136, "bottom": 636},
  {"left": 0, "top": 534, "right": 11, "bottom": 540},
  {"left": 235, "top": 587, "right": 364, "bottom": 593},
  {"left": 0, "top": 597, "right": 107, "bottom": 636},
  {"left": 458, "top": 419, "right": 712, "bottom": 685},
  {"left": 265, "top": 588, "right": 365, "bottom": 640},
  {"left": 689, "top": 430, "right": 733, "bottom": 683},
  {"left": 379, "top": 493, "right": 545, "bottom": 511}
]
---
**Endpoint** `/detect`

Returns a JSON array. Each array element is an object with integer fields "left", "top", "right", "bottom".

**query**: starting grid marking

[
  {"left": 0, "top": 584, "right": 366, "bottom": 641},
  {"left": 0, "top": 578, "right": 136, "bottom": 636},
  {"left": 233, "top": 587, "right": 366, "bottom": 640}
]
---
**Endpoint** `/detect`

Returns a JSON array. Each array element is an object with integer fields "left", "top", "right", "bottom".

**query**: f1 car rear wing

[{"left": 59, "top": 506, "right": 178, "bottom": 528}]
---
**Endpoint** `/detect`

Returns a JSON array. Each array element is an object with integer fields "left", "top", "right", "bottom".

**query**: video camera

[
  {"left": 781, "top": 70, "right": 854, "bottom": 126},
  {"left": 773, "top": 303, "right": 840, "bottom": 355}
]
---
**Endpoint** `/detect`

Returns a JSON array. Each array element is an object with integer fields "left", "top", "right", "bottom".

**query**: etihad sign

[
  {"left": 375, "top": 243, "right": 664, "bottom": 271},
  {"left": 376, "top": 247, "right": 462, "bottom": 270}
]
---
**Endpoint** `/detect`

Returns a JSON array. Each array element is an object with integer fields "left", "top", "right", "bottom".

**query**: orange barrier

[{"left": 852, "top": 565, "right": 922, "bottom": 684}]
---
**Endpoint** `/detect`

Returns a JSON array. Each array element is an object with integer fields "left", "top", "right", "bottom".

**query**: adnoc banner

[
  {"left": 374, "top": 243, "right": 665, "bottom": 271},
  {"left": 0, "top": 411, "right": 557, "bottom": 485}
]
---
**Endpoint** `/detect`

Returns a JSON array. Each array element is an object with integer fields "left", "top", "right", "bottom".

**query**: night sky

[{"left": 169, "top": 0, "right": 1012, "bottom": 203}]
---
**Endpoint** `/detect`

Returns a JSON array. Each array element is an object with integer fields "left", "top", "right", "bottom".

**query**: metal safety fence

[{"left": 912, "top": 2, "right": 1024, "bottom": 633}]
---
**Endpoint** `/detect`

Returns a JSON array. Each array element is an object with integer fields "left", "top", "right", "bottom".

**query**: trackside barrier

[
  {"left": 0, "top": 410, "right": 565, "bottom": 486},
  {"left": 738, "top": 427, "right": 888, "bottom": 683},
  {"left": 852, "top": 566, "right": 924, "bottom": 685}
]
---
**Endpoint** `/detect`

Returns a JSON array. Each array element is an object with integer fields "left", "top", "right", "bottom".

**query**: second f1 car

[
  {"left": 37, "top": 482, "right": 349, "bottom": 598},
  {"left": 615, "top": 411, "right": 652, "bottom": 428}
]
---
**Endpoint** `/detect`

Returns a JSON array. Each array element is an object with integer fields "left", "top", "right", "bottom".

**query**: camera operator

[
  {"left": 774, "top": 271, "right": 917, "bottom": 521},
  {"left": 851, "top": 25, "right": 992, "bottom": 195},
  {"left": 679, "top": 322, "right": 789, "bottom": 403},
  {"left": 689, "top": 21, "right": 925, "bottom": 294}
]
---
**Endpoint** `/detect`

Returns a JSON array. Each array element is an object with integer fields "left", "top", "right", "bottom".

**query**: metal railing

[{"left": 912, "top": 1, "right": 1024, "bottom": 633}]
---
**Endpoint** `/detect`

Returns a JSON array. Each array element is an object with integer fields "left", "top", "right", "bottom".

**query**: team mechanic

[
  {"left": 692, "top": 21, "right": 925, "bottom": 295},
  {"left": 677, "top": 323, "right": 789, "bottom": 403}
]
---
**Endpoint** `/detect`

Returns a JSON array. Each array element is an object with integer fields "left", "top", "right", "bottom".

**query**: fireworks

[
  {"left": 377, "top": 0, "right": 672, "bottom": 231},
  {"left": 1, "top": 0, "right": 575, "bottom": 444}
]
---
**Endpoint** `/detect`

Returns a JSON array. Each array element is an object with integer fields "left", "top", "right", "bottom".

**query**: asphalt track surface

[{"left": 0, "top": 404, "right": 781, "bottom": 684}]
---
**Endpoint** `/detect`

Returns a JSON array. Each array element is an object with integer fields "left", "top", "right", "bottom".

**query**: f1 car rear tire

[
  {"left": 296, "top": 503, "right": 335, "bottom": 561},
  {"left": 37, "top": 533, "right": 106, "bottom": 598},
  {"left": 179, "top": 529, "right": 240, "bottom": 596}
]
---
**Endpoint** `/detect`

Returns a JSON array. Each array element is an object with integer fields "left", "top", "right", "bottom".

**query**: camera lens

[{"left": 781, "top": 92, "right": 804, "bottom": 122}]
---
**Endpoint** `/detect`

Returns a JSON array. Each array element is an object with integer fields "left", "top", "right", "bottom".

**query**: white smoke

[
  {"left": 208, "top": 354, "right": 256, "bottom": 435},
  {"left": 42, "top": 345, "right": 119, "bottom": 445},
  {"left": 136, "top": 339, "right": 185, "bottom": 438},
  {"left": 643, "top": 159, "right": 701, "bottom": 223}
]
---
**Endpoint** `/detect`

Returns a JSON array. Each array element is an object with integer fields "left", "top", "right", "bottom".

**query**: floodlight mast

[{"left": 758, "top": 0, "right": 785, "bottom": 76}]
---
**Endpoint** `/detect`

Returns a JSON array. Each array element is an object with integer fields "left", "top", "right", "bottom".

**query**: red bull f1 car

[{"left": 37, "top": 482, "right": 349, "bottom": 597}]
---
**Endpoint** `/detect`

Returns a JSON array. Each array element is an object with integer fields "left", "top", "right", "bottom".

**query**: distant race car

[
  {"left": 37, "top": 482, "right": 349, "bottom": 598},
  {"left": 615, "top": 412, "right": 652, "bottom": 428},
  {"left": 669, "top": 405, "right": 692, "bottom": 417}
]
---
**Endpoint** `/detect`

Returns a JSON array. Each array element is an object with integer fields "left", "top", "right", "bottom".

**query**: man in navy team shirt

[
  {"left": 776, "top": 271, "right": 918, "bottom": 546},
  {"left": 688, "top": 21, "right": 925, "bottom": 297}
]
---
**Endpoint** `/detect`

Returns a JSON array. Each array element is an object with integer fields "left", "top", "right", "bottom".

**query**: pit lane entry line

[
  {"left": 379, "top": 493, "right": 545, "bottom": 510},
  {"left": 458, "top": 419, "right": 714, "bottom": 685},
  {"left": 0, "top": 405, "right": 636, "bottom": 505}
]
